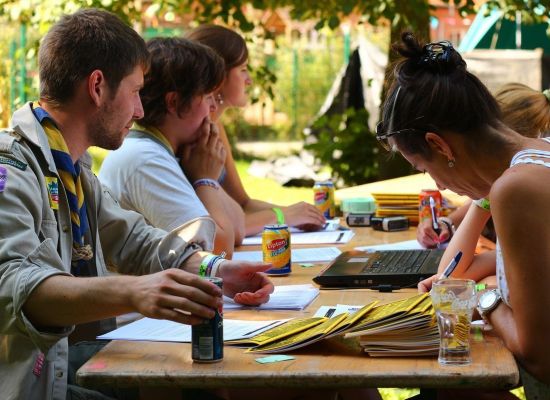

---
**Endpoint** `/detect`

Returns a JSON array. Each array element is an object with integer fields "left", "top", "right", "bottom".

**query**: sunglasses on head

[
  {"left": 375, "top": 86, "right": 427, "bottom": 151},
  {"left": 375, "top": 122, "right": 426, "bottom": 152}
]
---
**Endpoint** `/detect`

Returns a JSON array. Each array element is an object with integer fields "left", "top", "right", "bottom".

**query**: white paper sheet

[
  {"left": 288, "top": 218, "right": 342, "bottom": 233},
  {"left": 355, "top": 239, "right": 448, "bottom": 251},
  {"left": 242, "top": 230, "right": 354, "bottom": 246},
  {"left": 97, "top": 318, "right": 289, "bottom": 342},
  {"left": 232, "top": 247, "right": 341, "bottom": 263},
  {"left": 355, "top": 239, "right": 425, "bottom": 252},
  {"left": 224, "top": 284, "right": 319, "bottom": 310}
]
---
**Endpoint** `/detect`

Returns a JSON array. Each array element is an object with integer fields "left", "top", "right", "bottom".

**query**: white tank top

[{"left": 496, "top": 137, "right": 550, "bottom": 305}]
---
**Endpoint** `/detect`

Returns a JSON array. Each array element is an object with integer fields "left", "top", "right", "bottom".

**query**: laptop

[{"left": 313, "top": 249, "right": 444, "bottom": 289}]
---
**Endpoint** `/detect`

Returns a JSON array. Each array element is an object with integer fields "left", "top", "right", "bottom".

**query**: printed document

[
  {"left": 97, "top": 318, "right": 289, "bottom": 342},
  {"left": 233, "top": 247, "right": 341, "bottom": 263},
  {"left": 242, "top": 230, "right": 354, "bottom": 246},
  {"left": 224, "top": 284, "right": 319, "bottom": 310}
]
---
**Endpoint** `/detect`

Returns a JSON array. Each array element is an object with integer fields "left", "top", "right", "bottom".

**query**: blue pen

[{"left": 441, "top": 250, "right": 463, "bottom": 278}]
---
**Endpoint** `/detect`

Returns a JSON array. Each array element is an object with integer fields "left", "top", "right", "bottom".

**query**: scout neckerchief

[
  {"left": 132, "top": 123, "right": 175, "bottom": 156},
  {"left": 32, "top": 102, "right": 92, "bottom": 274}
]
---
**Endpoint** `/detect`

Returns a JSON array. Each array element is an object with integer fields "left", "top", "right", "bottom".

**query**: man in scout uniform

[{"left": 0, "top": 9, "right": 273, "bottom": 400}]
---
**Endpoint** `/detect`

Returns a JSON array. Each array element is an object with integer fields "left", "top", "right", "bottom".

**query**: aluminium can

[
  {"left": 262, "top": 224, "right": 291, "bottom": 275},
  {"left": 313, "top": 181, "right": 336, "bottom": 218},
  {"left": 192, "top": 277, "right": 223, "bottom": 363}
]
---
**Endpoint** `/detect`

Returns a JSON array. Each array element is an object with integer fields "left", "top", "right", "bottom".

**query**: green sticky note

[
  {"left": 300, "top": 263, "right": 315, "bottom": 268},
  {"left": 255, "top": 355, "right": 295, "bottom": 364}
]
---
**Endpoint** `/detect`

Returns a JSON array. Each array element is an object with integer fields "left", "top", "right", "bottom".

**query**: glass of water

[{"left": 431, "top": 278, "right": 476, "bottom": 366}]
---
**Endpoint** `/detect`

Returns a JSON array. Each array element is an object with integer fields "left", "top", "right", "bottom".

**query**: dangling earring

[
  {"left": 448, "top": 159, "right": 455, "bottom": 168},
  {"left": 216, "top": 93, "right": 224, "bottom": 105}
]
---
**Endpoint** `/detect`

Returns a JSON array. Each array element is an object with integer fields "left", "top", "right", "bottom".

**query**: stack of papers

[
  {"left": 233, "top": 247, "right": 341, "bottom": 263},
  {"left": 97, "top": 318, "right": 289, "bottom": 342},
  {"left": 371, "top": 193, "right": 420, "bottom": 224},
  {"left": 227, "top": 293, "right": 438, "bottom": 357},
  {"left": 224, "top": 284, "right": 319, "bottom": 310}
]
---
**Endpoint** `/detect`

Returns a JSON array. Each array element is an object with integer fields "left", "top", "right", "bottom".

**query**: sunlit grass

[{"left": 235, "top": 160, "right": 313, "bottom": 205}]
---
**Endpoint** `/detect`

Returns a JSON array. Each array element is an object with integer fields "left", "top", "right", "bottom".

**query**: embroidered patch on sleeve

[
  {"left": 0, "top": 166, "right": 7, "bottom": 192},
  {"left": 45, "top": 177, "right": 59, "bottom": 210},
  {"left": 0, "top": 155, "right": 27, "bottom": 171}
]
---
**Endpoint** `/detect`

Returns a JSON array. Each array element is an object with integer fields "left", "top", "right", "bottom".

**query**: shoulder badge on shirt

[
  {"left": 45, "top": 176, "right": 59, "bottom": 210},
  {"left": 0, "top": 155, "right": 27, "bottom": 171}
]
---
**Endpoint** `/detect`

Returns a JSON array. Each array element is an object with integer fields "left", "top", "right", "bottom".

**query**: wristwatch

[{"left": 477, "top": 289, "right": 502, "bottom": 323}]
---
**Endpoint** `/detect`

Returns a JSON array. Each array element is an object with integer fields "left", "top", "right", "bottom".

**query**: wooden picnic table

[{"left": 77, "top": 227, "right": 516, "bottom": 399}]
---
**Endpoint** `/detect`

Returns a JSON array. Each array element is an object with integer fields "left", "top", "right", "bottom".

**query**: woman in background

[{"left": 186, "top": 25, "right": 326, "bottom": 236}]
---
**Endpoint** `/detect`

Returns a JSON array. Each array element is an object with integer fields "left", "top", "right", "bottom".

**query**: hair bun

[{"left": 393, "top": 32, "right": 466, "bottom": 75}]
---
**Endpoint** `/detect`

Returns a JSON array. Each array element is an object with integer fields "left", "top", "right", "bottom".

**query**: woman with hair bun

[
  {"left": 378, "top": 32, "right": 550, "bottom": 398},
  {"left": 416, "top": 81, "right": 550, "bottom": 249},
  {"left": 186, "top": 25, "right": 326, "bottom": 236}
]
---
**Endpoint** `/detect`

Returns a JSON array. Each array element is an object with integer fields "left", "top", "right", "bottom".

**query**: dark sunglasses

[{"left": 375, "top": 122, "right": 426, "bottom": 151}]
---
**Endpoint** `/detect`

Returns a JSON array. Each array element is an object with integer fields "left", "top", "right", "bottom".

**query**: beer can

[
  {"left": 192, "top": 277, "right": 223, "bottom": 363},
  {"left": 314, "top": 181, "right": 336, "bottom": 218},
  {"left": 262, "top": 224, "right": 291, "bottom": 275},
  {"left": 419, "top": 189, "right": 442, "bottom": 223}
]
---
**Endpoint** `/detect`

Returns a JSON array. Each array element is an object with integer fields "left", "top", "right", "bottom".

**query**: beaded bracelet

[
  {"left": 198, "top": 252, "right": 226, "bottom": 277},
  {"left": 193, "top": 178, "right": 220, "bottom": 190}
]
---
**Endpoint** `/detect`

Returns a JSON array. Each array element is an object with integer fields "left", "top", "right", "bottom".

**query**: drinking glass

[{"left": 431, "top": 278, "right": 476, "bottom": 366}]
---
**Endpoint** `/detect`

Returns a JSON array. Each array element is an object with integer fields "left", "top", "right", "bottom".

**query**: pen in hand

[
  {"left": 441, "top": 250, "right": 463, "bottom": 279},
  {"left": 429, "top": 197, "right": 441, "bottom": 248}
]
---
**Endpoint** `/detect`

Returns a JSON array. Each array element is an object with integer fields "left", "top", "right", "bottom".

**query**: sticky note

[{"left": 255, "top": 355, "right": 295, "bottom": 364}]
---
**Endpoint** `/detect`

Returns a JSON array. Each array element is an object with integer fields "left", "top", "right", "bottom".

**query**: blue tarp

[{"left": 459, "top": 6, "right": 550, "bottom": 54}]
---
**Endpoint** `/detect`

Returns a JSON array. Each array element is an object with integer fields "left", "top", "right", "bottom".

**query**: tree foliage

[{"left": 1, "top": 0, "right": 548, "bottom": 184}]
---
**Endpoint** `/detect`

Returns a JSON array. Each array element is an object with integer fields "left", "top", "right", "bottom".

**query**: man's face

[{"left": 89, "top": 65, "right": 144, "bottom": 150}]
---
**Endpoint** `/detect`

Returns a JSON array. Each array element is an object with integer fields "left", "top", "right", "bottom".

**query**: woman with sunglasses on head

[
  {"left": 378, "top": 33, "right": 550, "bottom": 398},
  {"left": 186, "top": 25, "right": 326, "bottom": 236},
  {"left": 416, "top": 83, "right": 550, "bottom": 250}
]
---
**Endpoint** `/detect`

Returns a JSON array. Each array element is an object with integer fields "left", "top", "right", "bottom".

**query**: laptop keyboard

[{"left": 360, "top": 250, "right": 431, "bottom": 274}]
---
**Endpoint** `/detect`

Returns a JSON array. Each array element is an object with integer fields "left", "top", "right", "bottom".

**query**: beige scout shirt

[{"left": 0, "top": 103, "right": 215, "bottom": 400}]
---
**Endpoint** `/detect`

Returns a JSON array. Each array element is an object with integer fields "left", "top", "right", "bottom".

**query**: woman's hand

[{"left": 180, "top": 119, "right": 226, "bottom": 182}]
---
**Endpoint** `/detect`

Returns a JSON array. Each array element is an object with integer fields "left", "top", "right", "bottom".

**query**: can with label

[
  {"left": 314, "top": 181, "right": 336, "bottom": 218},
  {"left": 262, "top": 224, "right": 291, "bottom": 275},
  {"left": 419, "top": 189, "right": 442, "bottom": 223},
  {"left": 192, "top": 277, "right": 223, "bottom": 363}
]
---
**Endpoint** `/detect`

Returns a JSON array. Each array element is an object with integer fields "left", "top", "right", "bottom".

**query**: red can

[{"left": 419, "top": 189, "right": 442, "bottom": 223}]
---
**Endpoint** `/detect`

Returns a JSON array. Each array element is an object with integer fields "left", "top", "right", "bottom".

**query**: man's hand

[
  {"left": 217, "top": 261, "right": 274, "bottom": 306},
  {"left": 282, "top": 202, "right": 326, "bottom": 230},
  {"left": 130, "top": 268, "right": 223, "bottom": 325},
  {"left": 180, "top": 119, "right": 226, "bottom": 182},
  {"left": 416, "top": 219, "right": 451, "bottom": 248}
]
